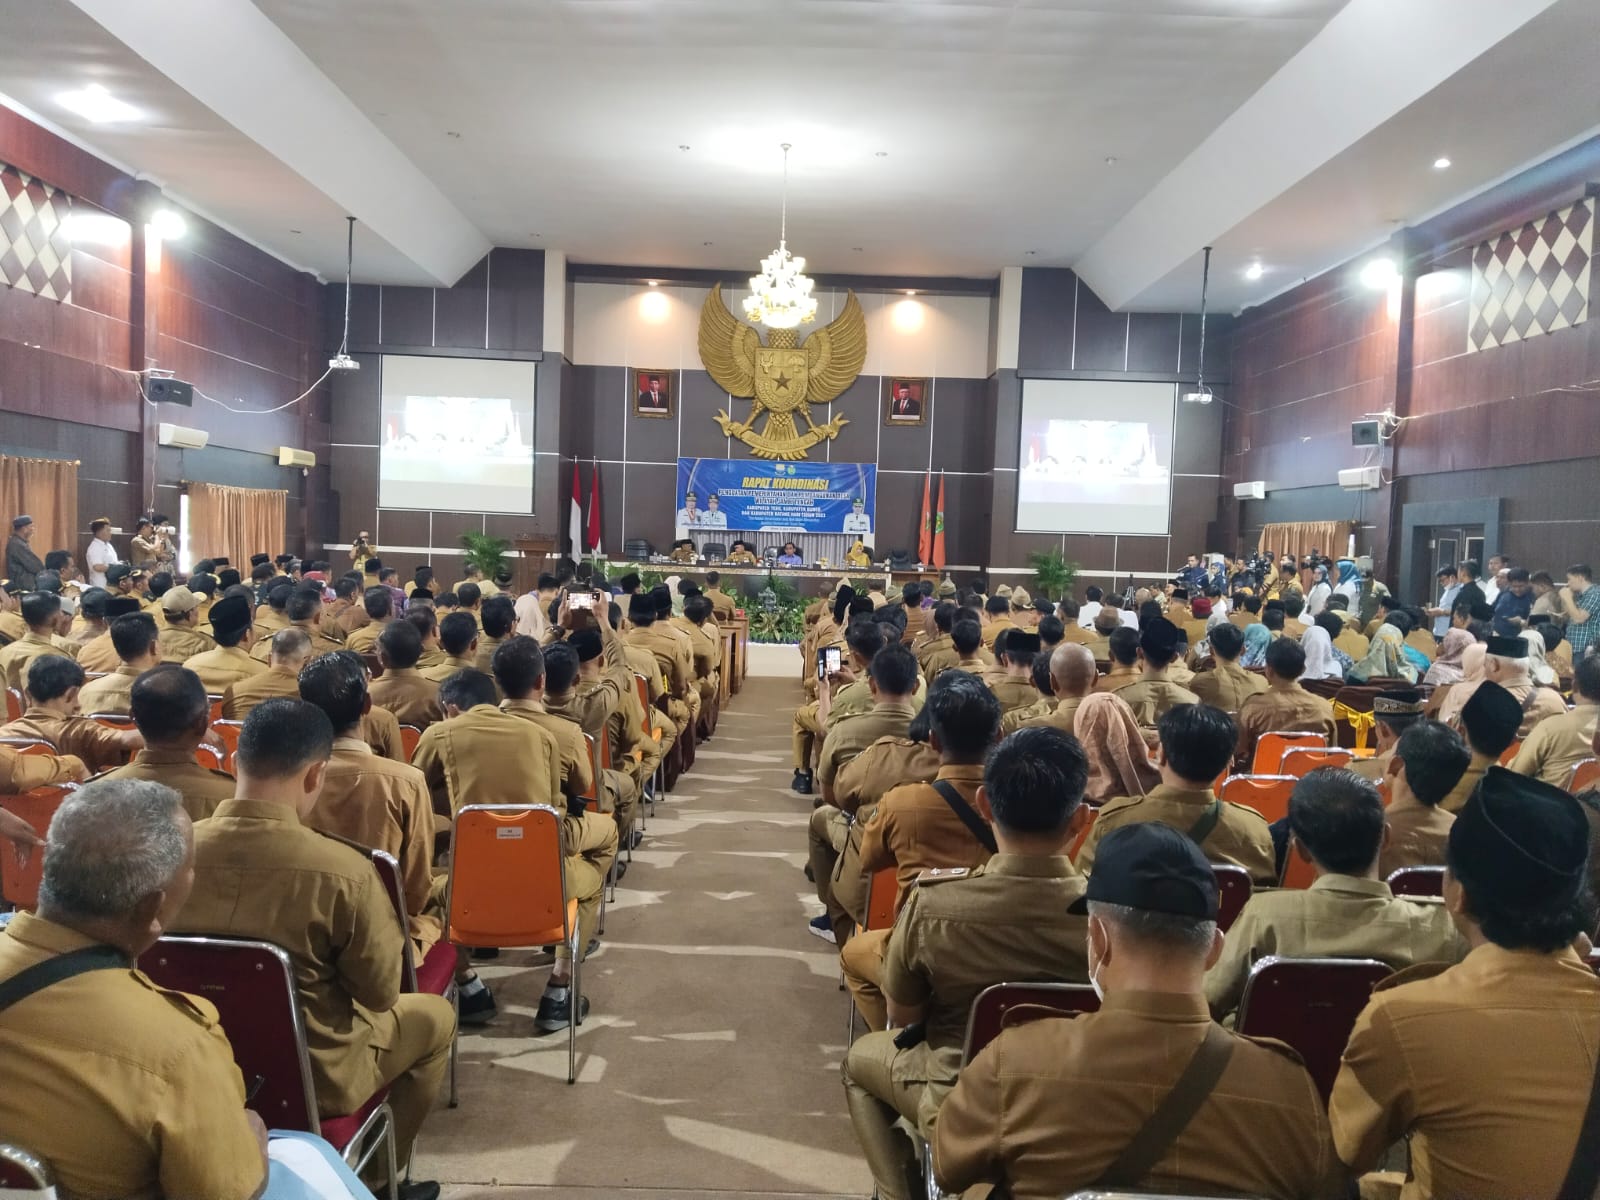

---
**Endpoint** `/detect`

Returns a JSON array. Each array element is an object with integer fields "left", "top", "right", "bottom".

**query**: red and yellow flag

[
  {"left": 918, "top": 472, "right": 933, "bottom": 564},
  {"left": 931, "top": 473, "right": 946, "bottom": 570}
]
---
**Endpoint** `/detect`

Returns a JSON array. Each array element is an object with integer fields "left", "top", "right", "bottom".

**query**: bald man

[
  {"left": 219, "top": 627, "right": 314, "bottom": 721},
  {"left": 1015, "top": 643, "right": 1097, "bottom": 736}
]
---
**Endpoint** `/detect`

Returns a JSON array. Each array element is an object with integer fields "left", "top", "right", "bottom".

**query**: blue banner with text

[{"left": 675, "top": 459, "right": 876, "bottom": 537}]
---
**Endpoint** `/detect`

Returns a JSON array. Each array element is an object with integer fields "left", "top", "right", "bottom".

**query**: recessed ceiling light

[
  {"left": 647, "top": 280, "right": 660, "bottom": 287},
  {"left": 1433, "top": 156, "right": 1451, "bottom": 170},
  {"left": 150, "top": 209, "right": 187, "bottom": 240},
  {"left": 1359, "top": 257, "right": 1399, "bottom": 289},
  {"left": 1244, "top": 261, "right": 1264, "bottom": 281},
  {"left": 56, "top": 83, "right": 140, "bottom": 124},
  {"left": 905, "top": 289, "right": 917, "bottom": 296}
]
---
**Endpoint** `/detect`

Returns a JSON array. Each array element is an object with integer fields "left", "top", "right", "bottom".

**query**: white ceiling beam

[
  {"left": 1073, "top": 0, "right": 1561, "bottom": 312},
  {"left": 66, "top": 0, "right": 489, "bottom": 285}
]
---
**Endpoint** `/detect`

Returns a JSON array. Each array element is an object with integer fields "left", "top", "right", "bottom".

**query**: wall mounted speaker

[{"left": 1351, "top": 419, "right": 1381, "bottom": 446}]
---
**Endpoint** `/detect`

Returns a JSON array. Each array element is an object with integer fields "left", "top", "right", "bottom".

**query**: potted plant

[
  {"left": 1027, "top": 547, "right": 1078, "bottom": 601},
  {"left": 459, "top": 532, "right": 510, "bottom": 580}
]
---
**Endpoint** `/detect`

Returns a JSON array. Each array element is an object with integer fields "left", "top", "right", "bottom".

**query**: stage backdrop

[{"left": 676, "top": 458, "right": 876, "bottom": 538}]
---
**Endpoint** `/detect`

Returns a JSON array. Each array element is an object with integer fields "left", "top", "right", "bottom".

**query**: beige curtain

[
  {"left": 1258, "top": 521, "right": 1353, "bottom": 565},
  {"left": 0, "top": 454, "right": 77, "bottom": 558},
  {"left": 188, "top": 482, "right": 286, "bottom": 569}
]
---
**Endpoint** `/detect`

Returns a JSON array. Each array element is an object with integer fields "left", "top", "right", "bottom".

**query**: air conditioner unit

[
  {"left": 277, "top": 446, "right": 317, "bottom": 469},
  {"left": 157, "top": 422, "right": 209, "bottom": 450},
  {"left": 1338, "top": 466, "right": 1382, "bottom": 491},
  {"left": 1232, "top": 480, "right": 1266, "bottom": 500}
]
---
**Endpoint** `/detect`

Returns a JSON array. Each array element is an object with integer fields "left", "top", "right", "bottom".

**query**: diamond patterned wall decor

[
  {"left": 0, "top": 162, "right": 73, "bottom": 303},
  {"left": 1468, "top": 196, "right": 1593, "bottom": 352}
]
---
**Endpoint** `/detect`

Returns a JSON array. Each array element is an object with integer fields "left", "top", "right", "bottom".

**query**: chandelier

[{"left": 743, "top": 143, "right": 818, "bottom": 330}]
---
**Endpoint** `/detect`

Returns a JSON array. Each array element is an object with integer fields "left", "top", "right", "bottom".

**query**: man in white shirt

[
  {"left": 1077, "top": 586, "right": 1103, "bottom": 629},
  {"left": 84, "top": 518, "right": 119, "bottom": 590},
  {"left": 1482, "top": 554, "right": 1508, "bottom": 605}
]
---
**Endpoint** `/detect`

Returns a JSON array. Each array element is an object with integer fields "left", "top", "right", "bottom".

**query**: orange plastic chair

[
  {"left": 1218, "top": 774, "right": 1297, "bottom": 824},
  {"left": 845, "top": 864, "right": 901, "bottom": 1042},
  {"left": 444, "top": 803, "right": 583, "bottom": 1084},
  {"left": 1279, "top": 841, "right": 1318, "bottom": 890},
  {"left": 1067, "top": 807, "right": 1099, "bottom": 860},
  {"left": 194, "top": 744, "right": 226, "bottom": 771},
  {"left": 1279, "top": 746, "right": 1355, "bottom": 780},
  {"left": 399, "top": 724, "right": 423, "bottom": 764},
  {"left": 1498, "top": 740, "right": 1522, "bottom": 767},
  {"left": 4, "top": 688, "right": 21, "bottom": 722},
  {"left": 210, "top": 720, "right": 244, "bottom": 772},
  {"left": 0, "top": 782, "right": 78, "bottom": 910},
  {"left": 207, "top": 696, "right": 224, "bottom": 723},
  {"left": 1251, "top": 731, "right": 1326, "bottom": 776},
  {"left": 1568, "top": 758, "right": 1600, "bottom": 793},
  {"left": 0, "top": 739, "right": 55, "bottom": 758}
]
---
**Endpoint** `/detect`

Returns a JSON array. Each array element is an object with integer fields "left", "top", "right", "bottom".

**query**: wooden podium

[{"left": 512, "top": 535, "right": 558, "bottom": 594}]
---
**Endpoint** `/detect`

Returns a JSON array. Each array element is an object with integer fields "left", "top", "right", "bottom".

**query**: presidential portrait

[
  {"left": 883, "top": 377, "right": 926, "bottom": 425},
  {"left": 635, "top": 368, "right": 673, "bottom": 418}
]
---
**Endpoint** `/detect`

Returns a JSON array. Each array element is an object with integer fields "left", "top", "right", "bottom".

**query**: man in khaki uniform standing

[
  {"left": 1378, "top": 720, "right": 1466, "bottom": 878},
  {"left": 175, "top": 699, "right": 453, "bottom": 1190},
  {"left": 844, "top": 726, "right": 1094, "bottom": 1200},
  {"left": 1330, "top": 768, "right": 1600, "bottom": 1198},
  {"left": 0, "top": 779, "right": 275, "bottom": 1199},
  {"left": 1080, "top": 704, "right": 1276, "bottom": 886},
  {"left": 156, "top": 586, "right": 216, "bottom": 664},
  {"left": 102, "top": 666, "right": 234, "bottom": 821},
  {"left": 1233, "top": 636, "right": 1338, "bottom": 771},
  {"left": 183, "top": 595, "right": 267, "bottom": 693},
  {"left": 1205, "top": 767, "right": 1464, "bottom": 1019},
  {"left": 2, "top": 655, "right": 140, "bottom": 773},
  {"left": 77, "top": 610, "right": 162, "bottom": 717},
  {"left": 846, "top": 671, "right": 1003, "bottom": 1029},
  {"left": 935, "top": 822, "right": 1341, "bottom": 1199},
  {"left": 412, "top": 668, "right": 614, "bottom": 1032},
  {"left": 1112, "top": 618, "right": 1200, "bottom": 727},
  {"left": 369, "top": 620, "right": 443, "bottom": 729}
]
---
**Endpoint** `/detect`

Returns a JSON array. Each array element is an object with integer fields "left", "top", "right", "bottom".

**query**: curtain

[
  {"left": 0, "top": 454, "right": 77, "bottom": 558},
  {"left": 1258, "top": 521, "right": 1353, "bottom": 565},
  {"left": 188, "top": 482, "right": 286, "bottom": 570}
]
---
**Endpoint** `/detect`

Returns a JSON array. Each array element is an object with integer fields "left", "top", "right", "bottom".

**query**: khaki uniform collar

[
  {"left": 114, "top": 664, "right": 143, "bottom": 678},
  {"left": 135, "top": 747, "right": 206, "bottom": 767},
  {"left": 1098, "top": 989, "right": 1209, "bottom": 1021},
  {"left": 1148, "top": 781, "right": 1214, "bottom": 805},
  {"left": 986, "top": 853, "right": 1082, "bottom": 879},
  {"left": 501, "top": 698, "right": 548, "bottom": 714},
  {"left": 211, "top": 797, "right": 299, "bottom": 824},
  {"left": 934, "top": 763, "right": 985, "bottom": 785},
  {"left": 1308, "top": 873, "right": 1392, "bottom": 898},
  {"left": 3, "top": 911, "right": 107, "bottom": 956},
  {"left": 382, "top": 667, "right": 422, "bottom": 679},
  {"left": 332, "top": 736, "right": 371, "bottom": 754}
]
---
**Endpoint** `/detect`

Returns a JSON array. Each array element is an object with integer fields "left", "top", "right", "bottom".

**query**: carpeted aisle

[{"left": 422, "top": 672, "right": 870, "bottom": 1198}]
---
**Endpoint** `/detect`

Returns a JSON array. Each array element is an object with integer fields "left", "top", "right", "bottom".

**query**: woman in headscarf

[
  {"left": 1299, "top": 624, "right": 1346, "bottom": 681},
  {"left": 1348, "top": 622, "right": 1418, "bottom": 684},
  {"left": 1073, "top": 691, "right": 1161, "bottom": 806},
  {"left": 1390, "top": 612, "right": 1433, "bottom": 678},
  {"left": 1239, "top": 622, "right": 1272, "bottom": 669},
  {"left": 1333, "top": 559, "right": 1361, "bottom": 608},
  {"left": 1424, "top": 628, "right": 1475, "bottom": 687},
  {"left": 1431, "top": 642, "right": 1487, "bottom": 723},
  {"left": 1304, "top": 563, "right": 1333, "bottom": 618},
  {"left": 1522, "top": 628, "right": 1558, "bottom": 687}
]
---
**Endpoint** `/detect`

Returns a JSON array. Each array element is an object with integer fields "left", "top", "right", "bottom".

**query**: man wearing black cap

[
  {"left": 844, "top": 727, "right": 1094, "bottom": 1200},
  {"left": 627, "top": 588, "right": 695, "bottom": 743},
  {"left": 1350, "top": 686, "right": 1426, "bottom": 782},
  {"left": 5, "top": 515, "right": 41, "bottom": 591},
  {"left": 1379, "top": 719, "right": 1468, "bottom": 877},
  {"left": 1331, "top": 767, "right": 1600, "bottom": 1197},
  {"left": 1115, "top": 617, "right": 1201, "bottom": 727},
  {"left": 1482, "top": 632, "right": 1568, "bottom": 735},
  {"left": 182, "top": 594, "right": 266, "bottom": 692},
  {"left": 1205, "top": 767, "right": 1464, "bottom": 1019},
  {"left": 981, "top": 630, "right": 1043, "bottom": 715},
  {"left": 936, "top": 821, "right": 1337, "bottom": 1197},
  {"left": 1080, "top": 704, "right": 1277, "bottom": 886},
  {"left": 1439, "top": 680, "right": 1522, "bottom": 812}
]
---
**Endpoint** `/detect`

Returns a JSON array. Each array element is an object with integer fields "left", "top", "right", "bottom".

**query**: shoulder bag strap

[
  {"left": 0, "top": 944, "right": 130, "bottom": 1016},
  {"left": 1187, "top": 798, "right": 1224, "bottom": 846},
  {"left": 929, "top": 779, "right": 998, "bottom": 855},
  {"left": 1095, "top": 1022, "right": 1237, "bottom": 1188},
  {"left": 1556, "top": 1032, "right": 1600, "bottom": 1200}
]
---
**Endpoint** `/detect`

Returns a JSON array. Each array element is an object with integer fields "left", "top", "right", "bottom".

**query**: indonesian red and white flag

[
  {"left": 569, "top": 462, "right": 584, "bottom": 557},
  {"left": 587, "top": 461, "right": 603, "bottom": 558}
]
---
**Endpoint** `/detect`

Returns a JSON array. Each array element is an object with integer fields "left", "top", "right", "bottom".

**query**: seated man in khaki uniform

[
  {"left": 1349, "top": 687, "right": 1425, "bottom": 782},
  {"left": 1331, "top": 769, "right": 1600, "bottom": 1197},
  {"left": 846, "top": 671, "right": 1002, "bottom": 1029},
  {"left": 935, "top": 822, "right": 1340, "bottom": 1198},
  {"left": 0, "top": 589, "right": 76, "bottom": 691},
  {"left": 220, "top": 625, "right": 313, "bottom": 721},
  {"left": 676, "top": 592, "right": 722, "bottom": 718},
  {"left": 1115, "top": 617, "right": 1201, "bottom": 727},
  {"left": 75, "top": 593, "right": 140, "bottom": 674},
  {"left": 1440, "top": 681, "right": 1522, "bottom": 813},
  {"left": 703, "top": 570, "right": 738, "bottom": 622},
  {"left": 183, "top": 594, "right": 267, "bottom": 694},
  {"left": 1234, "top": 635, "right": 1338, "bottom": 772},
  {"left": 176, "top": 699, "right": 453, "bottom": 1194},
  {"left": 1509, "top": 654, "right": 1600, "bottom": 788},
  {"left": 344, "top": 585, "right": 395, "bottom": 656},
  {"left": 421, "top": 610, "right": 483, "bottom": 684},
  {"left": 981, "top": 630, "right": 1043, "bottom": 716},
  {"left": 914, "top": 601, "right": 958, "bottom": 680},
  {"left": 845, "top": 726, "right": 1094, "bottom": 1200},
  {"left": 1378, "top": 719, "right": 1466, "bottom": 878},
  {"left": 103, "top": 665, "right": 234, "bottom": 821},
  {"left": 542, "top": 640, "right": 640, "bottom": 849},
  {"left": 2, "top": 654, "right": 141, "bottom": 772},
  {"left": 1079, "top": 704, "right": 1276, "bottom": 887},
  {"left": 412, "top": 668, "right": 614, "bottom": 1032},
  {"left": 473, "top": 594, "right": 518, "bottom": 674},
  {"left": 1206, "top": 766, "right": 1465, "bottom": 1019},
  {"left": 77, "top": 610, "right": 162, "bottom": 717},
  {"left": 0, "top": 778, "right": 273, "bottom": 1198},
  {"left": 250, "top": 585, "right": 343, "bottom": 663},
  {"left": 1016, "top": 642, "right": 1097, "bottom": 735},
  {"left": 627, "top": 592, "right": 696, "bottom": 744},
  {"left": 156, "top": 586, "right": 216, "bottom": 664},
  {"left": 369, "top": 619, "right": 444, "bottom": 730},
  {"left": 978, "top": 594, "right": 1015, "bottom": 650},
  {"left": 999, "top": 652, "right": 1054, "bottom": 732},
  {"left": 949, "top": 616, "right": 991, "bottom": 675},
  {"left": 249, "top": 579, "right": 293, "bottom": 644}
]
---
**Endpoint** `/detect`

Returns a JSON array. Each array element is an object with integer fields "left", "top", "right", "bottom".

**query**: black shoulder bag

[
  {"left": 0, "top": 944, "right": 130, "bottom": 1016},
  {"left": 930, "top": 780, "right": 998, "bottom": 855}
]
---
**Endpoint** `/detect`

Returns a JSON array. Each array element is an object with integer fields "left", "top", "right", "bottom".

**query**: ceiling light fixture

[
  {"left": 150, "top": 209, "right": 187, "bottom": 240},
  {"left": 1244, "top": 261, "right": 1264, "bottom": 281},
  {"left": 743, "top": 143, "right": 817, "bottom": 330},
  {"left": 1433, "top": 156, "right": 1451, "bottom": 170},
  {"left": 1360, "top": 257, "right": 1399, "bottom": 290},
  {"left": 56, "top": 83, "right": 140, "bottom": 124}
]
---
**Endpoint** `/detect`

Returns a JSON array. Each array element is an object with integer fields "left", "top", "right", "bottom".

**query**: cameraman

[
  {"left": 130, "top": 516, "right": 175, "bottom": 572},
  {"left": 349, "top": 530, "right": 377, "bottom": 567}
]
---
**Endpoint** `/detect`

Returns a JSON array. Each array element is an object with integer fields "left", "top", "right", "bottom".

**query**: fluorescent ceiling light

[
  {"left": 1244, "top": 261, "right": 1265, "bottom": 281},
  {"left": 56, "top": 83, "right": 140, "bottom": 124},
  {"left": 1433, "top": 156, "right": 1452, "bottom": 170},
  {"left": 150, "top": 209, "right": 187, "bottom": 240},
  {"left": 1360, "top": 258, "right": 1399, "bottom": 289},
  {"left": 62, "top": 212, "right": 129, "bottom": 246}
]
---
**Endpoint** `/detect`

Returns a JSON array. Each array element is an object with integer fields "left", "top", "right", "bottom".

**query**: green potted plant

[
  {"left": 459, "top": 532, "right": 510, "bottom": 579},
  {"left": 1026, "top": 547, "right": 1078, "bottom": 601}
]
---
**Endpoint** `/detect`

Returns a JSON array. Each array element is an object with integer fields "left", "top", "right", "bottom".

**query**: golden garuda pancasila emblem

[{"left": 697, "top": 283, "right": 868, "bottom": 460}]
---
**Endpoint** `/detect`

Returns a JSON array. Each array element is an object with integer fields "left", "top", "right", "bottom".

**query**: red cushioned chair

[
  {"left": 0, "top": 1142, "right": 54, "bottom": 1190},
  {"left": 139, "top": 936, "right": 398, "bottom": 1197},
  {"left": 1235, "top": 955, "right": 1392, "bottom": 1101},
  {"left": 4, "top": 688, "right": 22, "bottom": 723},
  {"left": 1566, "top": 757, "right": 1600, "bottom": 793},
  {"left": 369, "top": 847, "right": 457, "bottom": 1113},
  {"left": 1213, "top": 864, "right": 1253, "bottom": 933},
  {"left": 0, "top": 782, "right": 77, "bottom": 910},
  {"left": 1385, "top": 865, "right": 1445, "bottom": 897}
]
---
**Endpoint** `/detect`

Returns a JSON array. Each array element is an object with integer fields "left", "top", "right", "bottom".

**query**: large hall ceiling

[{"left": 1, "top": 0, "right": 1597, "bottom": 312}]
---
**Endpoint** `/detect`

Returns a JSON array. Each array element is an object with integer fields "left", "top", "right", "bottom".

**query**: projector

[
  {"left": 1182, "top": 387, "right": 1213, "bottom": 404},
  {"left": 328, "top": 354, "right": 360, "bottom": 371}
]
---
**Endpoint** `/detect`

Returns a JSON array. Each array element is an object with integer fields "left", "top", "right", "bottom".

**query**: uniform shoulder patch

[
  {"left": 1234, "top": 1030, "right": 1310, "bottom": 1067},
  {"left": 1373, "top": 960, "right": 1452, "bottom": 992},
  {"left": 917, "top": 867, "right": 970, "bottom": 885},
  {"left": 136, "top": 970, "right": 222, "bottom": 1028},
  {"left": 1223, "top": 800, "right": 1271, "bottom": 826}
]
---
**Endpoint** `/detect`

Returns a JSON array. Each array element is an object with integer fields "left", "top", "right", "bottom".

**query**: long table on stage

[{"left": 651, "top": 564, "right": 944, "bottom": 599}]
